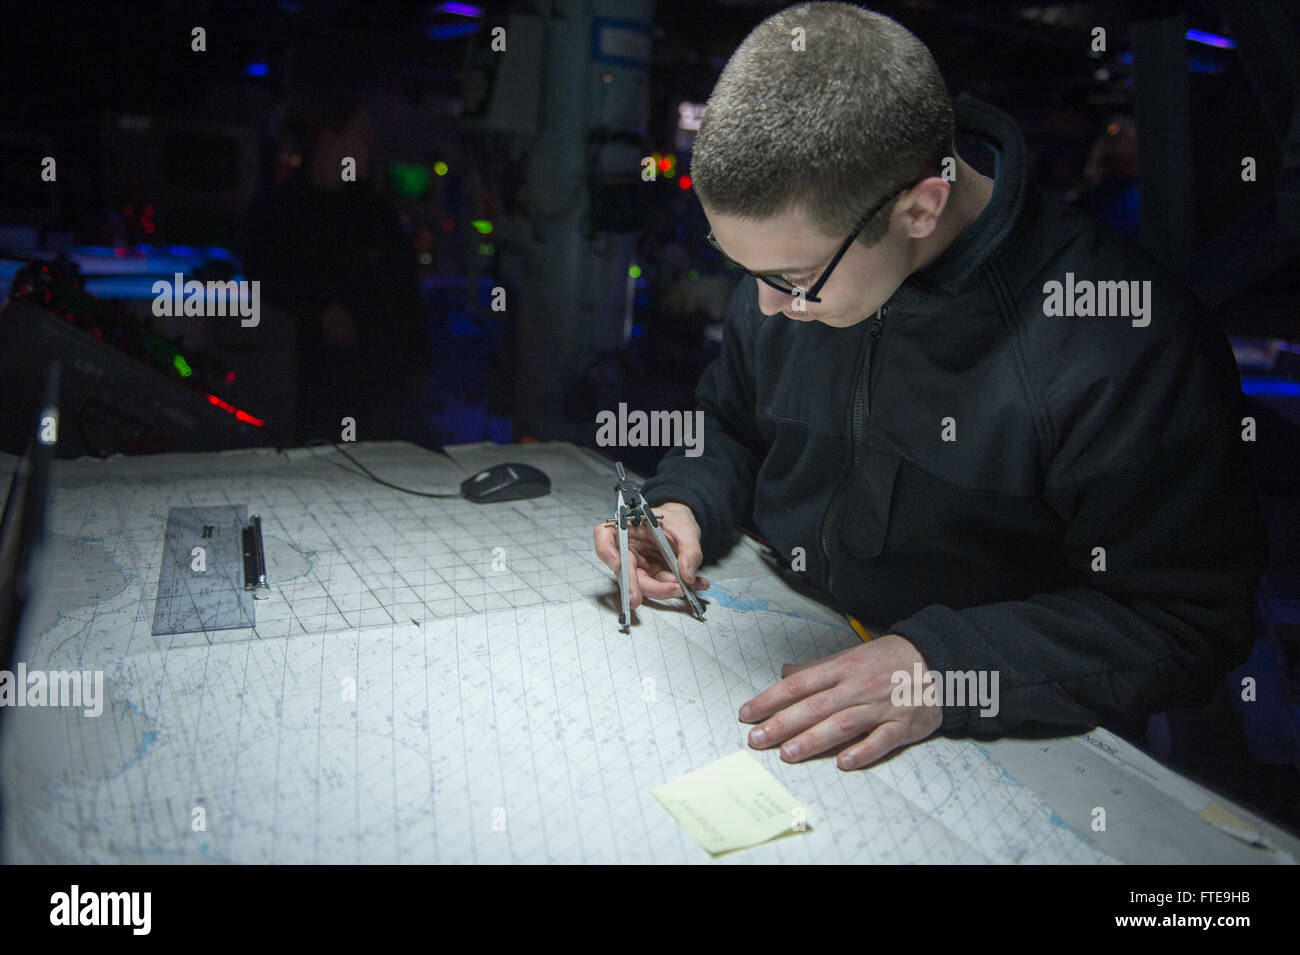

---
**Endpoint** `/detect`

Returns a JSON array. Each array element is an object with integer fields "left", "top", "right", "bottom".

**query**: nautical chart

[{"left": 1, "top": 442, "right": 1115, "bottom": 864}]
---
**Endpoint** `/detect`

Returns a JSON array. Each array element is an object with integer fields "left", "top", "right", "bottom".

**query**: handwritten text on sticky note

[{"left": 651, "top": 751, "right": 809, "bottom": 855}]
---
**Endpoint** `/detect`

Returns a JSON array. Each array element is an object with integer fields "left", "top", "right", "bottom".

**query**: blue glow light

[
  {"left": 245, "top": 62, "right": 270, "bottom": 77},
  {"left": 1240, "top": 376, "right": 1300, "bottom": 396},
  {"left": 427, "top": 22, "right": 479, "bottom": 39},
  {"left": 1185, "top": 29, "right": 1235, "bottom": 50},
  {"left": 438, "top": 2, "right": 484, "bottom": 16}
]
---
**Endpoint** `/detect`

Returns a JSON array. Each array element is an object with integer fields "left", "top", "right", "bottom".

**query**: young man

[{"left": 593, "top": 3, "right": 1264, "bottom": 770}]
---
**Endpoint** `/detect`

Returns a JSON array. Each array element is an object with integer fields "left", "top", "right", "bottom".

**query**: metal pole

[{"left": 514, "top": 0, "right": 654, "bottom": 441}]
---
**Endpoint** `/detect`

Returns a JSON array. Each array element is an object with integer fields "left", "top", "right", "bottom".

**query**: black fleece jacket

[{"left": 642, "top": 99, "right": 1266, "bottom": 740}]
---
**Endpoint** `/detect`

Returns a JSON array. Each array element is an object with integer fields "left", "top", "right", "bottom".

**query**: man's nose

[{"left": 755, "top": 279, "right": 789, "bottom": 316}]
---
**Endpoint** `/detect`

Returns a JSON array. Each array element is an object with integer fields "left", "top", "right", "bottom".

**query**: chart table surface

[{"left": 2, "top": 442, "right": 1293, "bottom": 863}]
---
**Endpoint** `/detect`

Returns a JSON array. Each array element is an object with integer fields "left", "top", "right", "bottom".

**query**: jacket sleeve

[
  {"left": 888, "top": 305, "right": 1266, "bottom": 739},
  {"left": 641, "top": 279, "right": 768, "bottom": 561}
]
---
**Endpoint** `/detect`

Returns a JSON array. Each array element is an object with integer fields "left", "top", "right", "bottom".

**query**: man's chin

[
  {"left": 825, "top": 311, "right": 877, "bottom": 328},
  {"left": 785, "top": 315, "right": 847, "bottom": 330},
  {"left": 785, "top": 312, "right": 868, "bottom": 328}
]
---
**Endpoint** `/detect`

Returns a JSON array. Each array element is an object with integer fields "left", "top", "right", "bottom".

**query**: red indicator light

[
  {"left": 207, "top": 393, "right": 264, "bottom": 427},
  {"left": 234, "top": 409, "right": 265, "bottom": 427}
]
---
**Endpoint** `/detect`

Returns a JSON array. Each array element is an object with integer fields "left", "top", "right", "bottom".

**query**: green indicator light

[
  {"left": 388, "top": 163, "right": 431, "bottom": 198},
  {"left": 434, "top": 161, "right": 448, "bottom": 176},
  {"left": 173, "top": 355, "right": 192, "bottom": 377},
  {"left": 471, "top": 220, "right": 493, "bottom": 234},
  {"left": 628, "top": 264, "right": 642, "bottom": 278}
]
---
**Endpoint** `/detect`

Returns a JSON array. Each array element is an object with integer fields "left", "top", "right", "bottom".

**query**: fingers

[
  {"left": 765, "top": 703, "right": 883, "bottom": 763},
  {"left": 739, "top": 657, "right": 842, "bottom": 724},
  {"left": 639, "top": 569, "right": 691, "bottom": 601},
  {"left": 592, "top": 523, "right": 643, "bottom": 606},
  {"left": 592, "top": 516, "right": 708, "bottom": 608},
  {"left": 644, "top": 567, "right": 710, "bottom": 595},
  {"left": 745, "top": 700, "right": 930, "bottom": 770},
  {"left": 677, "top": 538, "right": 704, "bottom": 585},
  {"left": 745, "top": 694, "right": 910, "bottom": 768},
  {"left": 594, "top": 521, "right": 669, "bottom": 570},
  {"left": 836, "top": 720, "right": 911, "bottom": 770},
  {"left": 593, "top": 524, "right": 619, "bottom": 570},
  {"left": 744, "top": 684, "right": 862, "bottom": 755},
  {"left": 779, "top": 646, "right": 854, "bottom": 679},
  {"left": 647, "top": 504, "right": 703, "bottom": 586}
]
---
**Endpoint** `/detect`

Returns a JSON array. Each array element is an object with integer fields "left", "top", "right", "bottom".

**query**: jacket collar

[{"left": 886, "top": 98, "right": 1032, "bottom": 314}]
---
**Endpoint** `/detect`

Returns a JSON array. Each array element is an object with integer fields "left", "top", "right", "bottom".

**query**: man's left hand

[{"left": 739, "top": 634, "right": 942, "bottom": 770}]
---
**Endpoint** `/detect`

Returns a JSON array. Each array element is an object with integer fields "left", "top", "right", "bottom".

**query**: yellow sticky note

[
  {"left": 651, "top": 751, "right": 809, "bottom": 855},
  {"left": 1197, "top": 801, "right": 1265, "bottom": 846}
]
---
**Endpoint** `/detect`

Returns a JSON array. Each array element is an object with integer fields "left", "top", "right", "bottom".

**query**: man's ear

[{"left": 900, "top": 177, "right": 950, "bottom": 240}]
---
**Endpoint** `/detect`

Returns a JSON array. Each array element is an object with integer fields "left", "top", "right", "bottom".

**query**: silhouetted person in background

[
  {"left": 245, "top": 89, "right": 431, "bottom": 445},
  {"left": 1076, "top": 116, "right": 1141, "bottom": 240}
]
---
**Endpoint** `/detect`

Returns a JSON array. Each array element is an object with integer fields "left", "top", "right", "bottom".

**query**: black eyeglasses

[{"left": 705, "top": 176, "right": 923, "bottom": 303}]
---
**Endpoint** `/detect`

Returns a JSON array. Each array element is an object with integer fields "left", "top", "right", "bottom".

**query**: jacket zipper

[{"left": 820, "top": 304, "right": 887, "bottom": 597}]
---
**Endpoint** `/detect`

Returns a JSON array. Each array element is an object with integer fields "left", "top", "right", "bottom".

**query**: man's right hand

[{"left": 593, "top": 501, "right": 710, "bottom": 610}]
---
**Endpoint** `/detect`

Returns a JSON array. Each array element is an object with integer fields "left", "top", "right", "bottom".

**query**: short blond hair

[{"left": 692, "top": 2, "right": 953, "bottom": 245}]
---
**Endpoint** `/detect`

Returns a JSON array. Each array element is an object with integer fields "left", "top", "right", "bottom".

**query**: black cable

[{"left": 300, "top": 438, "right": 462, "bottom": 498}]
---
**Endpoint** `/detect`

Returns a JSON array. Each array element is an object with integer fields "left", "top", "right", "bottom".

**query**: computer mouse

[{"left": 460, "top": 462, "right": 552, "bottom": 503}]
